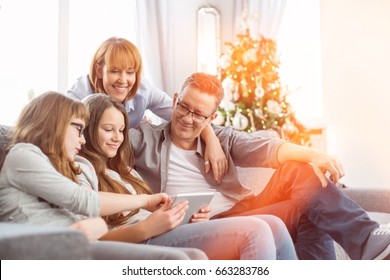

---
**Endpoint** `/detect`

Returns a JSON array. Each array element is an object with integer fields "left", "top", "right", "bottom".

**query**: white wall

[{"left": 321, "top": 0, "right": 390, "bottom": 187}]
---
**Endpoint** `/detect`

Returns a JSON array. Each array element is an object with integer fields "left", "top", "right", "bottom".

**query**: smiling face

[
  {"left": 170, "top": 86, "right": 218, "bottom": 150},
  {"left": 97, "top": 106, "right": 125, "bottom": 158},
  {"left": 96, "top": 64, "right": 136, "bottom": 103},
  {"left": 64, "top": 118, "right": 86, "bottom": 161}
]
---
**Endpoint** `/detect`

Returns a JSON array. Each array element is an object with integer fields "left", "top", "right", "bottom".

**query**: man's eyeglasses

[
  {"left": 175, "top": 99, "right": 213, "bottom": 124},
  {"left": 70, "top": 122, "right": 85, "bottom": 137}
]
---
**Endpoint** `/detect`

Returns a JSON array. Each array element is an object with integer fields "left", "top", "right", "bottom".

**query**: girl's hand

[
  {"left": 141, "top": 199, "right": 188, "bottom": 238},
  {"left": 190, "top": 206, "right": 211, "bottom": 223},
  {"left": 70, "top": 217, "right": 108, "bottom": 241},
  {"left": 143, "top": 193, "right": 171, "bottom": 212}
]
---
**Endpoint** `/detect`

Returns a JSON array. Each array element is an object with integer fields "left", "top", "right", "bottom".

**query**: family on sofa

[{"left": 1, "top": 37, "right": 390, "bottom": 260}]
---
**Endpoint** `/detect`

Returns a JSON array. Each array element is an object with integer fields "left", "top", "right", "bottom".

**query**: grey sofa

[
  {"left": 2, "top": 124, "right": 390, "bottom": 259},
  {"left": 0, "top": 124, "right": 208, "bottom": 260}
]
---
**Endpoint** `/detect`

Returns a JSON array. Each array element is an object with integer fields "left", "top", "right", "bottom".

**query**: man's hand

[{"left": 311, "top": 152, "right": 345, "bottom": 188}]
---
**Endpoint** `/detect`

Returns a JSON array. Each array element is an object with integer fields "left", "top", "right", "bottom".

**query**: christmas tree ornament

[
  {"left": 213, "top": 111, "right": 226, "bottom": 126},
  {"left": 248, "top": 109, "right": 256, "bottom": 132},
  {"left": 255, "top": 86, "right": 265, "bottom": 99},
  {"left": 233, "top": 91, "right": 240, "bottom": 101},
  {"left": 266, "top": 100, "right": 282, "bottom": 115},
  {"left": 232, "top": 111, "right": 249, "bottom": 131},
  {"left": 225, "top": 113, "right": 232, "bottom": 127},
  {"left": 282, "top": 121, "right": 299, "bottom": 140},
  {"left": 254, "top": 108, "right": 263, "bottom": 118}
]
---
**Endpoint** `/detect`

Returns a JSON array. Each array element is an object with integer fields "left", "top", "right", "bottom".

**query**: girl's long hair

[
  {"left": 81, "top": 94, "right": 152, "bottom": 226},
  {"left": 89, "top": 37, "right": 142, "bottom": 101},
  {"left": 0, "top": 92, "right": 88, "bottom": 181}
]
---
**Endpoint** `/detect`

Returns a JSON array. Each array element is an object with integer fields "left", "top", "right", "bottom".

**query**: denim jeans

[
  {"left": 143, "top": 215, "right": 297, "bottom": 260},
  {"left": 215, "top": 161, "right": 379, "bottom": 260}
]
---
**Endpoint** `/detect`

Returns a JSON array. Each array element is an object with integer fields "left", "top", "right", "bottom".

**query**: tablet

[{"left": 171, "top": 191, "right": 215, "bottom": 225}]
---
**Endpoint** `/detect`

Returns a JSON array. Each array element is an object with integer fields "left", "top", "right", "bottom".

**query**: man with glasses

[{"left": 129, "top": 72, "right": 390, "bottom": 260}]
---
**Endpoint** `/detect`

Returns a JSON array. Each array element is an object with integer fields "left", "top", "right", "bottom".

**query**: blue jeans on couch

[{"left": 215, "top": 161, "right": 379, "bottom": 260}]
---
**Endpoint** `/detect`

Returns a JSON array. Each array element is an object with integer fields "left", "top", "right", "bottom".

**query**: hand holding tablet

[{"left": 170, "top": 191, "right": 215, "bottom": 225}]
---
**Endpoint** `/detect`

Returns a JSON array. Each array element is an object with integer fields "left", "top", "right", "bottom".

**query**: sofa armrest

[
  {"left": 342, "top": 187, "right": 390, "bottom": 214},
  {"left": 0, "top": 223, "right": 91, "bottom": 259}
]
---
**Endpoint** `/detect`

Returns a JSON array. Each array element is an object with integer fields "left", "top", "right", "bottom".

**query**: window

[
  {"left": 0, "top": 0, "right": 58, "bottom": 125},
  {"left": 196, "top": 6, "right": 221, "bottom": 75},
  {"left": 67, "top": 0, "right": 138, "bottom": 89},
  {"left": 0, "top": 0, "right": 138, "bottom": 125}
]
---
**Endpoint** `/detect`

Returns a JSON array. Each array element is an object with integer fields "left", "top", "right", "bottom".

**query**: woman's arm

[
  {"left": 200, "top": 125, "right": 228, "bottom": 183},
  {"left": 66, "top": 75, "right": 93, "bottom": 100},
  {"left": 143, "top": 79, "right": 174, "bottom": 121}
]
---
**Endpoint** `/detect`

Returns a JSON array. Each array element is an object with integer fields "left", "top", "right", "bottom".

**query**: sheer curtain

[
  {"left": 234, "top": 0, "right": 287, "bottom": 39},
  {"left": 135, "top": 0, "right": 176, "bottom": 94}
]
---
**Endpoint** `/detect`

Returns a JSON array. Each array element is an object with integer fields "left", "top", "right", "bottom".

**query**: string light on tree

[{"left": 215, "top": 28, "right": 310, "bottom": 145}]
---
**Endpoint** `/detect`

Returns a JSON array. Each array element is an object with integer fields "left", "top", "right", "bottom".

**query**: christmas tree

[{"left": 213, "top": 29, "right": 310, "bottom": 145}]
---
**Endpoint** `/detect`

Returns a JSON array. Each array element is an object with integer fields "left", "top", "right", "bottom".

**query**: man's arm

[{"left": 277, "top": 143, "right": 345, "bottom": 187}]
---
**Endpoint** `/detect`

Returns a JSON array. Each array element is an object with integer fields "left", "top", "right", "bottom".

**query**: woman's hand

[
  {"left": 142, "top": 193, "right": 171, "bottom": 212},
  {"left": 70, "top": 217, "right": 108, "bottom": 241},
  {"left": 190, "top": 206, "right": 211, "bottom": 223},
  {"left": 140, "top": 199, "right": 189, "bottom": 238}
]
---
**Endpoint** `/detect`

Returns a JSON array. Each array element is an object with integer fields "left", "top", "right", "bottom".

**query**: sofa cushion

[
  {"left": 0, "top": 222, "right": 91, "bottom": 259},
  {"left": 368, "top": 211, "right": 390, "bottom": 224}
]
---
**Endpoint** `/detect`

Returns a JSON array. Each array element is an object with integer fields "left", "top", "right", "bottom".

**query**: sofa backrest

[{"left": 0, "top": 125, "right": 11, "bottom": 159}]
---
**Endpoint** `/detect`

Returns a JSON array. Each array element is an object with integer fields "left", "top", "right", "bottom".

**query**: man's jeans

[{"left": 215, "top": 161, "right": 379, "bottom": 259}]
